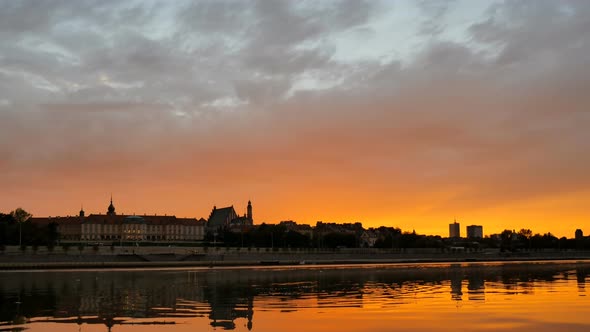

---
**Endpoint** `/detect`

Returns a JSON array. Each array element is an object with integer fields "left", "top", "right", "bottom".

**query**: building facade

[
  {"left": 466, "top": 225, "right": 483, "bottom": 239},
  {"left": 30, "top": 198, "right": 206, "bottom": 243},
  {"left": 449, "top": 221, "right": 460, "bottom": 238}
]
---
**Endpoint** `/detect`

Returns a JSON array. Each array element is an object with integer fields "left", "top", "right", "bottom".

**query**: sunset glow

[{"left": 1, "top": 1, "right": 589, "bottom": 237}]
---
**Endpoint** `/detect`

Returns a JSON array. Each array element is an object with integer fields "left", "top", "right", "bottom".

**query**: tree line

[
  {"left": 0, "top": 208, "right": 59, "bottom": 250},
  {"left": 494, "top": 229, "right": 589, "bottom": 251},
  {"left": 213, "top": 225, "right": 589, "bottom": 251}
]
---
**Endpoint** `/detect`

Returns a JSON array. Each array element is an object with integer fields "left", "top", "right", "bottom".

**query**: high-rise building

[
  {"left": 449, "top": 221, "right": 460, "bottom": 238},
  {"left": 466, "top": 225, "right": 483, "bottom": 239}
]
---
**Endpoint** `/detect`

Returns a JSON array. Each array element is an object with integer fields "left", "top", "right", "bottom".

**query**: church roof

[{"left": 208, "top": 206, "right": 237, "bottom": 228}]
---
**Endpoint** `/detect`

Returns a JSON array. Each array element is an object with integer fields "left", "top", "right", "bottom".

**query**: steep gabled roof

[{"left": 208, "top": 206, "right": 237, "bottom": 228}]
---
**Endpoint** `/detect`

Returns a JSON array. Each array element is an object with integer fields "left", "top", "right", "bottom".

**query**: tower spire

[
  {"left": 247, "top": 200, "right": 252, "bottom": 221},
  {"left": 107, "top": 194, "right": 116, "bottom": 216}
]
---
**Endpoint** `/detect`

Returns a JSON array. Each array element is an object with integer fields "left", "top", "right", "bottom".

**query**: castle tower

[
  {"left": 79, "top": 205, "right": 85, "bottom": 217},
  {"left": 247, "top": 200, "right": 252, "bottom": 221},
  {"left": 107, "top": 195, "right": 116, "bottom": 216}
]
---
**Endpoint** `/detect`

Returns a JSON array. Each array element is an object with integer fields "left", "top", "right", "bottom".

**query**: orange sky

[{"left": 1, "top": 1, "right": 590, "bottom": 238}]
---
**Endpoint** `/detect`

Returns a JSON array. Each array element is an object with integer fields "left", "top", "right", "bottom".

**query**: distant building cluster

[{"left": 449, "top": 221, "right": 484, "bottom": 239}]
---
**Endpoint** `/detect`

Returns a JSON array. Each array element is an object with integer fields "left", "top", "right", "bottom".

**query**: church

[{"left": 207, "top": 200, "right": 254, "bottom": 233}]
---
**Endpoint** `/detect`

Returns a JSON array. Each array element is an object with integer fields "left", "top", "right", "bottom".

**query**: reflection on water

[{"left": 0, "top": 261, "right": 589, "bottom": 332}]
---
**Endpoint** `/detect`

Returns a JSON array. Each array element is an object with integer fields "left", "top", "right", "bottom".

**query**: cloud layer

[{"left": 1, "top": 0, "right": 589, "bottom": 236}]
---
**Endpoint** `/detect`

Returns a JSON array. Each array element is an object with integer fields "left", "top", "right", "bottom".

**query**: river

[{"left": 0, "top": 261, "right": 588, "bottom": 331}]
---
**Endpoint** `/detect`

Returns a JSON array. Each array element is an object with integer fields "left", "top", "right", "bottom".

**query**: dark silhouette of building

[
  {"left": 208, "top": 206, "right": 238, "bottom": 230},
  {"left": 107, "top": 195, "right": 116, "bottom": 216},
  {"left": 575, "top": 229, "right": 584, "bottom": 240},
  {"left": 247, "top": 200, "right": 252, "bottom": 220},
  {"left": 449, "top": 220, "right": 460, "bottom": 238},
  {"left": 207, "top": 201, "right": 254, "bottom": 233},
  {"left": 466, "top": 225, "right": 483, "bottom": 239}
]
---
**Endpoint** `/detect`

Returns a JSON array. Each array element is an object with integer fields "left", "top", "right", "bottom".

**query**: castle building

[{"left": 30, "top": 197, "right": 206, "bottom": 243}]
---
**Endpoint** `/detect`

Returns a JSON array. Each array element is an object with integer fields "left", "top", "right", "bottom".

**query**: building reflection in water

[
  {"left": 467, "top": 268, "right": 485, "bottom": 301},
  {"left": 0, "top": 263, "right": 589, "bottom": 331},
  {"left": 449, "top": 265, "right": 464, "bottom": 302},
  {"left": 577, "top": 266, "right": 587, "bottom": 294}
]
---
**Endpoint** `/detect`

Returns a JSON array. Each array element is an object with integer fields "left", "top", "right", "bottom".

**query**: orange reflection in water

[{"left": 5, "top": 262, "right": 590, "bottom": 332}]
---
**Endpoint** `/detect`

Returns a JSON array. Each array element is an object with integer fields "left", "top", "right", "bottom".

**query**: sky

[{"left": 1, "top": 0, "right": 589, "bottom": 237}]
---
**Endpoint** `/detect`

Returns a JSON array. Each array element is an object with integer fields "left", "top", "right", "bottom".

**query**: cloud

[{"left": 1, "top": 0, "right": 590, "bottom": 235}]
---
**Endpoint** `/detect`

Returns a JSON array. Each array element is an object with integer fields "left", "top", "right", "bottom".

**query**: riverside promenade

[{"left": 1, "top": 245, "right": 590, "bottom": 270}]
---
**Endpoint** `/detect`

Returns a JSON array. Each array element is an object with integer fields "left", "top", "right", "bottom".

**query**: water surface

[{"left": 0, "top": 261, "right": 588, "bottom": 331}]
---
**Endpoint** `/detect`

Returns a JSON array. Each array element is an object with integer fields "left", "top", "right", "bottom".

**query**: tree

[
  {"left": 517, "top": 229, "right": 533, "bottom": 250},
  {"left": 10, "top": 208, "right": 32, "bottom": 247},
  {"left": 10, "top": 208, "right": 31, "bottom": 223},
  {"left": 0, "top": 213, "right": 14, "bottom": 246},
  {"left": 500, "top": 230, "right": 514, "bottom": 252}
]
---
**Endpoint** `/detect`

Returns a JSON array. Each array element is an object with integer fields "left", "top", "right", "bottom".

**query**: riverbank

[{"left": 1, "top": 246, "right": 590, "bottom": 270}]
